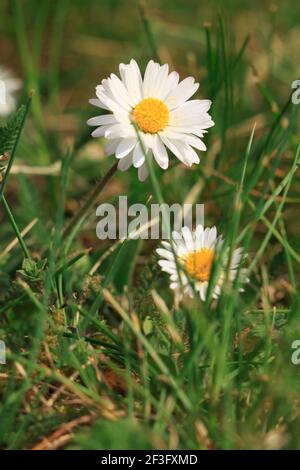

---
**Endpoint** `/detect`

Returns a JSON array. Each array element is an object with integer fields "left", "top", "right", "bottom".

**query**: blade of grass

[{"left": 1, "top": 196, "right": 31, "bottom": 259}]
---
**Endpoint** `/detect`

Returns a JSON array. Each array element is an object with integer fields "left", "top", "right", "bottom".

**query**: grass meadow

[{"left": 0, "top": 0, "right": 300, "bottom": 450}]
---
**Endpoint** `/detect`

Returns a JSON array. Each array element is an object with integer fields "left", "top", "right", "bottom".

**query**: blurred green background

[{"left": 1, "top": 0, "right": 300, "bottom": 126}]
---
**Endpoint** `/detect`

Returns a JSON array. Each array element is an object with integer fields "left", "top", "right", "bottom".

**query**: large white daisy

[
  {"left": 156, "top": 224, "right": 248, "bottom": 301},
  {"left": 87, "top": 59, "right": 214, "bottom": 181},
  {"left": 0, "top": 67, "right": 22, "bottom": 117}
]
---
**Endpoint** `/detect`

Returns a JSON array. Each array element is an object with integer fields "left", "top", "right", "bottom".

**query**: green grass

[{"left": 0, "top": 0, "right": 300, "bottom": 450}]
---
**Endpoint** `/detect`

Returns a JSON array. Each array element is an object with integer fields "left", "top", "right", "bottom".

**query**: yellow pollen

[
  {"left": 185, "top": 248, "right": 214, "bottom": 282},
  {"left": 133, "top": 98, "right": 169, "bottom": 134}
]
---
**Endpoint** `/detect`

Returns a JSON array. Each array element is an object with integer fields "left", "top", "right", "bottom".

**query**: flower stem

[
  {"left": 63, "top": 161, "right": 118, "bottom": 239},
  {"left": 1, "top": 196, "right": 31, "bottom": 259},
  {"left": 138, "top": 1, "right": 160, "bottom": 63}
]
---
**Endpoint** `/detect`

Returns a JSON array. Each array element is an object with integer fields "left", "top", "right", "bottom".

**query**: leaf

[
  {"left": 17, "top": 257, "right": 47, "bottom": 282},
  {"left": 143, "top": 316, "right": 154, "bottom": 336},
  {"left": 0, "top": 106, "right": 26, "bottom": 155}
]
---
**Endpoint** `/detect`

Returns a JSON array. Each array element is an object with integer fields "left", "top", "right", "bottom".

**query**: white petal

[
  {"left": 159, "top": 135, "right": 189, "bottom": 165},
  {"left": 115, "top": 138, "right": 137, "bottom": 159},
  {"left": 158, "top": 260, "right": 177, "bottom": 274},
  {"left": 159, "top": 259, "right": 176, "bottom": 269},
  {"left": 119, "top": 59, "right": 143, "bottom": 105},
  {"left": 89, "top": 98, "right": 109, "bottom": 110},
  {"left": 96, "top": 84, "right": 129, "bottom": 119},
  {"left": 170, "top": 282, "right": 179, "bottom": 290},
  {"left": 105, "top": 123, "right": 134, "bottom": 140},
  {"left": 207, "top": 227, "right": 217, "bottom": 247},
  {"left": 107, "top": 74, "right": 133, "bottom": 109},
  {"left": 138, "top": 163, "right": 149, "bottom": 182},
  {"left": 151, "top": 64, "right": 169, "bottom": 99},
  {"left": 172, "top": 230, "right": 184, "bottom": 246},
  {"left": 186, "top": 135, "right": 206, "bottom": 151},
  {"left": 172, "top": 236, "right": 188, "bottom": 256},
  {"left": 156, "top": 248, "right": 174, "bottom": 261},
  {"left": 231, "top": 248, "right": 243, "bottom": 267},
  {"left": 185, "top": 285, "right": 194, "bottom": 298},
  {"left": 118, "top": 153, "right": 133, "bottom": 171},
  {"left": 183, "top": 144, "right": 200, "bottom": 164},
  {"left": 195, "top": 117, "right": 215, "bottom": 130},
  {"left": 87, "top": 114, "right": 117, "bottom": 126},
  {"left": 166, "top": 126, "right": 206, "bottom": 137},
  {"left": 194, "top": 229, "right": 204, "bottom": 249},
  {"left": 140, "top": 132, "right": 155, "bottom": 151},
  {"left": 152, "top": 135, "right": 169, "bottom": 169},
  {"left": 202, "top": 227, "right": 212, "bottom": 248},
  {"left": 165, "top": 77, "right": 199, "bottom": 110},
  {"left": 177, "top": 99, "right": 212, "bottom": 116},
  {"left": 199, "top": 283, "right": 208, "bottom": 301},
  {"left": 181, "top": 226, "right": 194, "bottom": 251},
  {"left": 91, "top": 125, "right": 112, "bottom": 138},
  {"left": 160, "top": 71, "right": 180, "bottom": 101},
  {"left": 133, "top": 142, "right": 145, "bottom": 168},
  {"left": 105, "top": 139, "right": 121, "bottom": 156},
  {"left": 161, "top": 241, "right": 171, "bottom": 249},
  {"left": 163, "top": 130, "right": 206, "bottom": 152},
  {"left": 213, "top": 285, "right": 222, "bottom": 297},
  {"left": 170, "top": 273, "right": 179, "bottom": 281},
  {"left": 143, "top": 60, "right": 160, "bottom": 97},
  {"left": 169, "top": 101, "right": 213, "bottom": 128}
]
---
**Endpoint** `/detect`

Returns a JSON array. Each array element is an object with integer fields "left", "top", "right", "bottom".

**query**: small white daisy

[
  {"left": 156, "top": 224, "right": 248, "bottom": 301},
  {"left": 0, "top": 67, "right": 22, "bottom": 117},
  {"left": 87, "top": 59, "right": 214, "bottom": 181}
]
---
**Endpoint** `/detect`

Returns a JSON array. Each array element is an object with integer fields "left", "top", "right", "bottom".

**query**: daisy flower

[
  {"left": 156, "top": 224, "right": 248, "bottom": 301},
  {"left": 0, "top": 67, "right": 22, "bottom": 117},
  {"left": 87, "top": 59, "right": 214, "bottom": 181}
]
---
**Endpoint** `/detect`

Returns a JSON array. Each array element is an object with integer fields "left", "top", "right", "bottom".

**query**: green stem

[
  {"left": 62, "top": 161, "right": 118, "bottom": 240},
  {"left": 133, "top": 124, "right": 185, "bottom": 292},
  {"left": 1, "top": 196, "right": 31, "bottom": 259},
  {"left": 138, "top": 1, "right": 160, "bottom": 62}
]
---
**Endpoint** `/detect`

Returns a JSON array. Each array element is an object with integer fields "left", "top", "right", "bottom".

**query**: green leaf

[
  {"left": 0, "top": 106, "right": 26, "bottom": 155},
  {"left": 143, "top": 316, "right": 154, "bottom": 336},
  {"left": 17, "top": 257, "right": 47, "bottom": 282}
]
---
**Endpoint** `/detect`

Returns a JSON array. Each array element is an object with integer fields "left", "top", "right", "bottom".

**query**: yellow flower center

[
  {"left": 133, "top": 98, "right": 169, "bottom": 134},
  {"left": 185, "top": 248, "right": 214, "bottom": 282}
]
